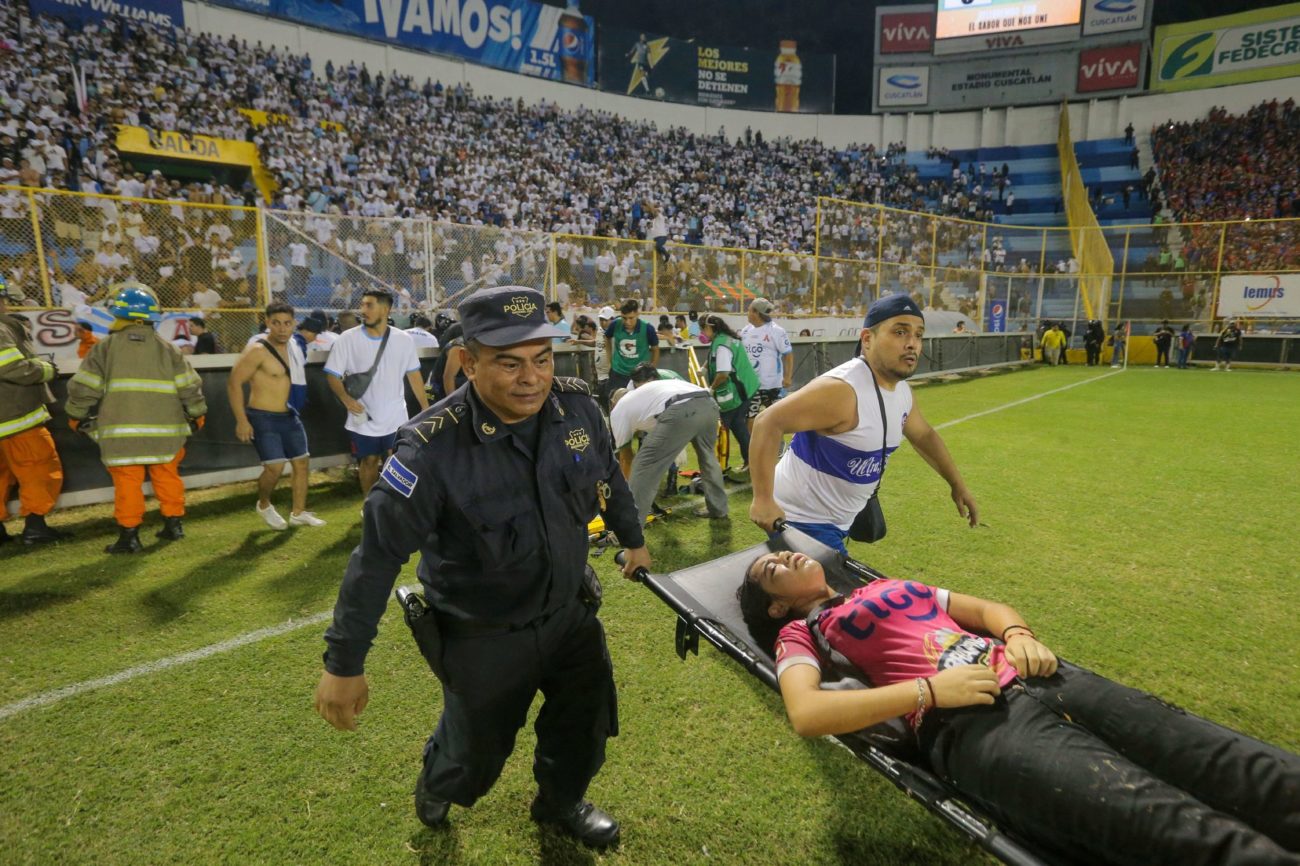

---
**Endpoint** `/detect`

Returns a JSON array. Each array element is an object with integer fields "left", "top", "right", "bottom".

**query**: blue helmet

[{"left": 109, "top": 282, "right": 161, "bottom": 322}]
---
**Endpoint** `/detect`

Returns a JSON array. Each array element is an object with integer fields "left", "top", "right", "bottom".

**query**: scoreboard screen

[{"left": 935, "top": 0, "right": 1081, "bottom": 41}]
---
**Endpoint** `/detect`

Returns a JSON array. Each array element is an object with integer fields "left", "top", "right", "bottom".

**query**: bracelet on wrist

[
  {"left": 1001, "top": 624, "right": 1035, "bottom": 642},
  {"left": 914, "top": 677, "right": 929, "bottom": 726}
]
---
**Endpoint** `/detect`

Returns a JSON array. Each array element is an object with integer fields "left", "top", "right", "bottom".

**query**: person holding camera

[
  {"left": 324, "top": 289, "right": 428, "bottom": 494},
  {"left": 748, "top": 294, "right": 978, "bottom": 554},
  {"left": 314, "top": 286, "right": 651, "bottom": 848}
]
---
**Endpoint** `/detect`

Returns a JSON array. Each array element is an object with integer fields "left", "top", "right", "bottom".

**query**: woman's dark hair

[
  {"left": 737, "top": 553, "right": 798, "bottom": 654},
  {"left": 701, "top": 314, "right": 741, "bottom": 341}
]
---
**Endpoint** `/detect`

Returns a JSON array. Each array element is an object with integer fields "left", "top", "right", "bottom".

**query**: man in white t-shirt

[
  {"left": 266, "top": 260, "right": 289, "bottom": 297},
  {"left": 740, "top": 298, "right": 794, "bottom": 428},
  {"left": 324, "top": 288, "right": 430, "bottom": 494},
  {"left": 192, "top": 285, "right": 223, "bottom": 315},
  {"left": 609, "top": 365, "right": 728, "bottom": 525},
  {"left": 405, "top": 313, "right": 440, "bottom": 350},
  {"left": 288, "top": 241, "right": 310, "bottom": 295},
  {"left": 748, "top": 294, "right": 979, "bottom": 555}
]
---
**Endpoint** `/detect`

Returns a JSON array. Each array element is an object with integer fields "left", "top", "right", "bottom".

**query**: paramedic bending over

[
  {"left": 738, "top": 550, "right": 1300, "bottom": 866},
  {"left": 748, "top": 295, "right": 978, "bottom": 552}
]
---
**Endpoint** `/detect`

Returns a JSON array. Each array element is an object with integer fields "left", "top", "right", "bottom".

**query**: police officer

[{"left": 314, "top": 285, "right": 651, "bottom": 848}]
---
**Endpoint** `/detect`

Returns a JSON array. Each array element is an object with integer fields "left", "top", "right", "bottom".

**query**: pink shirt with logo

[{"left": 775, "top": 579, "right": 1018, "bottom": 728}]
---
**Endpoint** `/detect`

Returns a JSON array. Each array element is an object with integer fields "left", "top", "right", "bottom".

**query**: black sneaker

[
  {"left": 530, "top": 797, "right": 620, "bottom": 848},
  {"left": 105, "top": 526, "right": 143, "bottom": 554},
  {"left": 155, "top": 517, "right": 184, "bottom": 540},
  {"left": 0, "top": 523, "right": 12, "bottom": 545}
]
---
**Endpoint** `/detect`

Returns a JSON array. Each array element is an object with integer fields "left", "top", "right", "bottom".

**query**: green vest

[
  {"left": 707, "top": 333, "right": 760, "bottom": 412},
  {"left": 609, "top": 320, "right": 652, "bottom": 375},
  {"left": 658, "top": 369, "right": 685, "bottom": 381}
]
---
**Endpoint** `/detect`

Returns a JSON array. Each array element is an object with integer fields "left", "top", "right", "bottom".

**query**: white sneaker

[
  {"left": 257, "top": 502, "right": 288, "bottom": 531},
  {"left": 290, "top": 511, "right": 327, "bottom": 527}
]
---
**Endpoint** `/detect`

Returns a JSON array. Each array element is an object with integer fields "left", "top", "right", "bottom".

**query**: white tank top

[{"left": 774, "top": 358, "right": 913, "bottom": 530}]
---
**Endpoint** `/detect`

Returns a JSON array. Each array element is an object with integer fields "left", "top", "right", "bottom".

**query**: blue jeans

[
  {"left": 1176, "top": 347, "right": 1190, "bottom": 368},
  {"left": 778, "top": 520, "right": 848, "bottom": 555},
  {"left": 718, "top": 402, "right": 751, "bottom": 465}
]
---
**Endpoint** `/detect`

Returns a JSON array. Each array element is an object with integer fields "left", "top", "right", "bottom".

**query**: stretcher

[{"left": 625, "top": 528, "right": 1059, "bottom": 866}]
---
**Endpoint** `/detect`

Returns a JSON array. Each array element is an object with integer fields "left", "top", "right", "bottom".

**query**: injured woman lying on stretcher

[{"left": 737, "top": 550, "right": 1300, "bottom": 866}]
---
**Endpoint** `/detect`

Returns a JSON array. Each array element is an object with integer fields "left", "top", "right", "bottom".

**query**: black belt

[{"left": 659, "top": 391, "right": 710, "bottom": 414}]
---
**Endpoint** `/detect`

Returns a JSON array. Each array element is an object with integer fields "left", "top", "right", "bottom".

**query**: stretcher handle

[
  {"left": 772, "top": 518, "right": 788, "bottom": 532},
  {"left": 613, "top": 550, "right": 649, "bottom": 582}
]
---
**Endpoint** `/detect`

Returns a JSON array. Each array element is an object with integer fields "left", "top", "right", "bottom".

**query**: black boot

[
  {"left": 414, "top": 786, "right": 450, "bottom": 829},
  {"left": 105, "top": 526, "right": 142, "bottom": 554},
  {"left": 21, "top": 514, "right": 71, "bottom": 545},
  {"left": 0, "top": 522, "right": 12, "bottom": 545},
  {"left": 530, "top": 797, "right": 620, "bottom": 848},
  {"left": 155, "top": 517, "right": 184, "bottom": 540}
]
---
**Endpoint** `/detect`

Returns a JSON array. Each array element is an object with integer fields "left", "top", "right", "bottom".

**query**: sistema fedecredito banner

[
  {"left": 206, "top": 0, "right": 596, "bottom": 86},
  {"left": 598, "top": 26, "right": 835, "bottom": 113}
]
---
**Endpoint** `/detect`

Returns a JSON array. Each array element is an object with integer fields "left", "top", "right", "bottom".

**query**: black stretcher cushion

[{"left": 639, "top": 528, "right": 1057, "bottom": 866}]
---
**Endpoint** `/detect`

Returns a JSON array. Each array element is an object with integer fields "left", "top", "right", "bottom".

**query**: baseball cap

[
  {"left": 864, "top": 294, "right": 924, "bottom": 328},
  {"left": 458, "top": 286, "right": 566, "bottom": 347},
  {"left": 298, "top": 311, "right": 328, "bottom": 333},
  {"left": 597, "top": 305, "right": 616, "bottom": 321},
  {"left": 750, "top": 298, "right": 775, "bottom": 319}
]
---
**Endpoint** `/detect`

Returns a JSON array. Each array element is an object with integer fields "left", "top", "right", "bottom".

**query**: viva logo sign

[
  {"left": 1081, "top": 57, "right": 1138, "bottom": 81},
  {"left": 1162, "top": 31, "right": 1217, "bottom": 80}
]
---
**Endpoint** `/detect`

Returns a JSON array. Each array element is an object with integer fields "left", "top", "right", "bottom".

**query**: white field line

[
  {"left": 0, "top": 370, "right": 1120, "bottom": 722},
  {"left": 0, "top": 612, "right": 331, "bottom": 722},
  {"left": 932, "top": 369, "right": 1124, "bottom": 430}
]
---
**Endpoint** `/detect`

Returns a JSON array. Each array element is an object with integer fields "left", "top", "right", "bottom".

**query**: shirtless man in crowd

[{"left": 227, "top": 301, "right": 325, "bottom": 530}]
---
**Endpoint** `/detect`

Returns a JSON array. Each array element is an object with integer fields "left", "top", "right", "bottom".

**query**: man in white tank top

[{"left": 748, "top": 294, "right": 979, "bottom": 553}]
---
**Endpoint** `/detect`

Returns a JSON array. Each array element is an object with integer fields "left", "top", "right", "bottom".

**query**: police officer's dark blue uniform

[{"left": 315, "top": 286, "right": 651, "bottom": 848}]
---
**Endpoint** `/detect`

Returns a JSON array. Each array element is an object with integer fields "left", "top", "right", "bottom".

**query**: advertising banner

[
  {"left": 988, "top": 299, "right": 1008, "bottom": 333},
  {"left": 1153, "top": 3, "right": 1300, "bottom": 92},
  {"left": 205, "top": 0, "right": 595, "bottom": 86},
  {"left": 1082, "top": 0, "right": 1149, "bottom": 36},
  {"left": 1217, "top": 274, "right": 1300, "bottom": 318},
  {"left": 27, "top": 0, "right": 182, "bottom": 28},
  {"left": 934, "top": 0, "right": 1080, "bottom": 55},
  {"left": 877, "top": 66, "right": 930, "bottom": 108},
  {"left": 597, "top": 26, "right": 835, "bottom": 113},
  {"left": 1077, "top": 43, "right": 1143, "bottom": 93},
  {"left": 878, "top": 7, "right": 934, "bottom": 54},
  {"left": 927, "top": 50, "right": 1072, "bottom": 110}
]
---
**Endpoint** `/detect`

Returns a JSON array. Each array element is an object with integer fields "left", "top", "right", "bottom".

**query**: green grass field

[{"left": 2, "top": 365, "right": 1297, "bottom": 865}]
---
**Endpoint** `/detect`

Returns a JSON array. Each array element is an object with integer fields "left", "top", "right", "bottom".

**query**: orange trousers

[
  {"left": 107, "top": 449, "right": 186, "bottom": 528},
  {"left": 0, "top": 425, "right": 64, "bottom": 518}
]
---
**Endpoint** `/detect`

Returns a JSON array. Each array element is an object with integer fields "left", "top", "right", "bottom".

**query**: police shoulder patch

[
  {"left": 552, "top": 376, "right": 592, "bottom": 396},
  {"left": 411, "top": 402, "right": 467, "bottom": 444},
  {"left": 380, "top": 454, "right": 419, "bottom": 498}
]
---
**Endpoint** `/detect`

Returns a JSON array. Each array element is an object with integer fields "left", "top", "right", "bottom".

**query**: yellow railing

[{"left": 4, "top": 185, "right": 1296, "bottom": 339}]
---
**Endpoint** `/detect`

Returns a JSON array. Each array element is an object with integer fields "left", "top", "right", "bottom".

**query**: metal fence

[{"left": 3, "top": 186, "right": 1296, "bottom": 347}]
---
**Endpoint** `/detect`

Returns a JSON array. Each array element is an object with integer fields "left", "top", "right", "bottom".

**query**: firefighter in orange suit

[
  {"left": 64, "top": 282, "right": 207, "bottom": 554},
  {"left": 0, "top": 277, "right": 70, "bottom": 546}
]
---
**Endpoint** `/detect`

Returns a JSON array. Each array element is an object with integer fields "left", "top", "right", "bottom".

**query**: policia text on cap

[{"left": 314, "top": 286, "right": 652, "bottom": 848}]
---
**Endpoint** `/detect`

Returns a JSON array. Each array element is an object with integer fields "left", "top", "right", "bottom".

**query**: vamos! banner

[
  {"left": 1217, "top": 274, "right": 1300, "bottom": 318},
  {"left": 597, "top": 26, "right": 835, "bottom": 113},
  {"left": 1154, "top": 3, "right": 1300, "bottom": 92},
  {"left": 207, "top": 0, "right": 595, "bottom": 85},
  {"left": 27, "top": 0, "right": 182, "bottom": 28}
]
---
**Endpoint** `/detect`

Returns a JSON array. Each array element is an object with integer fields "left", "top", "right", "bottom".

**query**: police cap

[{"left": 458, "top": 286, "right": 566, "bottom": 347}]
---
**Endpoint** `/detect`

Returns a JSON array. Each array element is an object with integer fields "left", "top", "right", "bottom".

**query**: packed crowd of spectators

[{"left": 1150, "top": 99, "right": 1300, "bottom": 273}]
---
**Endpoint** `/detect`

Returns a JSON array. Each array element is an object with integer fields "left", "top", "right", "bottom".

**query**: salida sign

[
  {"left": 1077, "top": 43, "right": 1143, "bottom": 92},
  {"left": 879, "top": 12, "right": 934, "bottom": 53}
]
